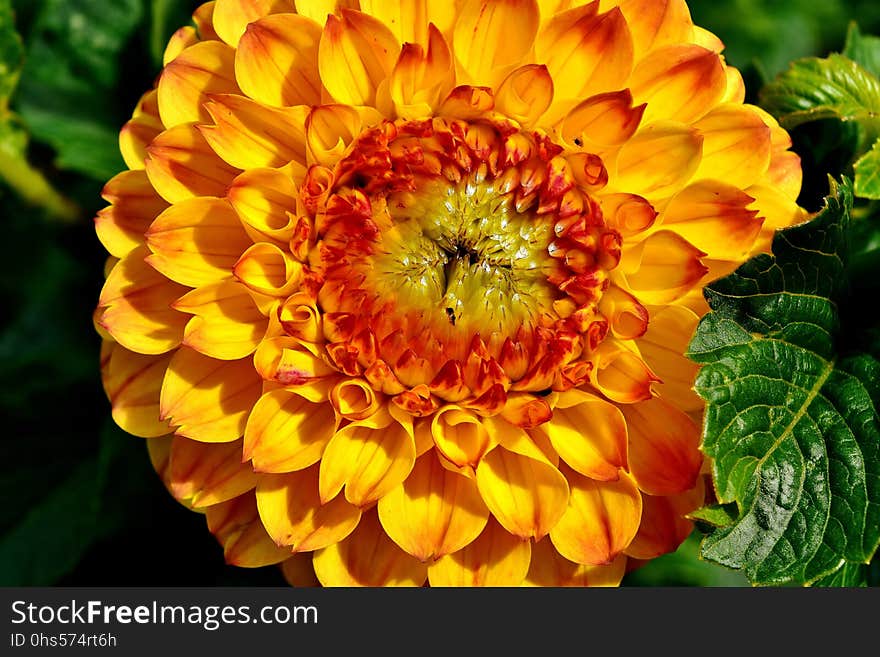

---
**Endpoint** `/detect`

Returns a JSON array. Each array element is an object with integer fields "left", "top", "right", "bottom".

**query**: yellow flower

[{"left": 94, "top": 0, "right": 805, "bottom": 587}]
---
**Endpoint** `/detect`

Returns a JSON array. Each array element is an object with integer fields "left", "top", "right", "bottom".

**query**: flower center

[{"left": 301, "top": 118, "right": 623, "bottom": 413}]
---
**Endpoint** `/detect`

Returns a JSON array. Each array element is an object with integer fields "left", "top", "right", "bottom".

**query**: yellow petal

[
  {"left": 597, "top": 284, "right": 649, "bottom": 339},
  {"left": 625, "top": 480, "right": 704, "bottom": 560},
  {"left": 160, "top": 347, "right": 262, "bottom": 442},
  {"left": 146, "top": 197, "right": 252, "bottom": 288},
  {"left": 620, "top": 397, "right": 702, "bottom": 495},
  {"left": 281, "top": 553, "right": 320, "bottom": 586},
  {"left": 253, "top": 336, "right": 338, "bottom": 387},
  {"left": 619, "top": 229, "right": 708, "bottom": 304},
  {"left": 157, "top": 40, "right": 240, "bottom": 128},
  {"left": 212, "top": 0, "right": 294, "bottom": 47},
  {"left": 293, "top": 0, "right": 358, "bottom": 23},
  {"left": 192, "top": 1, "right": 220, "bottom": 40},
  {"left": 475, "top": 444, "right": 569, "bottom": 539},
  {"left": 318, "top": 9, "right": 399, "bottom": 106},
  {"left": 607, "top": 0, "right": 693, "bottom": 58},
  {"left": 305, "top": 104, "right": 372, "bottom": 167},
  {"left": 427, "top": 517, "right": 530, "bottom": 586},
  {"left": 495, "top": 64, "right": 554, "bottom": 128},
  {"left": 243, "top": 388, "right": 337, "bottom": 472},
  {"left": 169, "top": 436, "right": 257, "bottom": 507},
  {"left": 612, "top": 121, "right": 703, "bottom": 201},
  {"left": 201, "top": 95, "right": 309, "bottom": 170},
  {"left": 378, "top": 453, "right": 489, "bottom": 560},
  {"left": 692, "top": 104, "right": 772, "bottom": 190},
  {"left": 590, "top": 340, "right": 657, "bottom": 404},
  {"left": 319, "top": 411, "right": 416, "bottom": 506},
  {"left": 330, "top": 378, "right": 381, "bottom": 420},
  {"left": 561, "top": 89, "right": 645, "bottom": 149},
  {"left": 101, "top": 342, "right": 173, "bottom": 437},
  {"left": 97, "top": 247, "right": 188, "bottom": 355},
  {"left": 358, "top": 0, "right": 433, "bottom": 45},
  {"left": 119, "top": 90, "right": 163, "bottom": 170},
  {"left": 233, "top": 242, "right": 304, "bottom": 297},
  {"left": 95, "top": 170, "right": 169, "bottom": 258},
  {"left": 549, "top": 466, "right": 642, "bottom": 565},
  {"left": 205, "top": 492, "right": 290, "bottom": 567},
  {"left": 144, "top": 123, "right": 240, "bottom": 204},
  {"left": 542, "top": 389, "right": 628, "bottom": 480},
  {"left": 386, "top": 24, "right": 454, "bottom": 118},
  {"left": 629, "top": 44, "right": 726, "bottom": 124},
  {"left": 636, "top": 304, "right": 702, "bottom": 412},
  {"left": 536, "top": 3, "right": 633, "bottom": 102},
  {"left": 163, "top": 26, "right": 200, "bottom": 66},
  {"left": 454, "top": 0, "right": 539, "bottom": 86},
  {"left": 658, "top": 180, "right": 762, "bottom": 261},
  {"left": 525, "top": 537, "right": 627, "bottom": 586},
  {"left": 431, "top": 405, "right": 493, "bottom": 469},
  {"left": 313, "top": 508, "right": 428, "bottom": 586},
  {"left": 255, "top": 465, "right": 361, "bottom": 552},
  {"left": 235, "top": 12, "right": 323, "bottom": 107},
  {"left": 227, "top": 166, "right": 300, "bottom": 246},
  {"left": 173, "top": 280, "right": 267, "bottom": 359}
]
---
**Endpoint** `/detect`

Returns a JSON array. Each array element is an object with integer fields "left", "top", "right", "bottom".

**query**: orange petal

[
  {"left": 319, "top": 410, "right": 416, "bottom": 506},
  {"left": 160, "top": 347, "right": 262, "bottom": 442},
  {"left": 157, "top": 40, "right": 241, "bottom": 128},
  {"left": 235, "top": 13, "right": 323, "bottom": 107},
  {"left": 101, "top": 342, "right": 173, "bottom": 437},
  {"left": 427, "top": 517, "right": 531, "bottom": 586},
  {"left": 233, "top": 242, "right": 304, "bottom": 297},
  {"left": 146, "top": 197, "right": 252, "bottom": 288},
  {"left": 542, "top": 389, "right": 628, "bottom": 480},
  {"left": 536, "top": 3, "right": 633, "bottom": 102},
  {"left": 162, "top": 26, "right": 200, "bottom": 66},
  {"left": 227, "top": 167, "right": 300, "bottom": 245},
  {"left": 97, "top": 247, "right": 188, "bottom": 355},
  {"left": 550, "top": 466, "right": 642, "bottom": 565},
  {"left": 636, "top": 304, "right": 702, "bottom": 412},
  {"left": 620, "top": 397, "right": 702, "bottom": 495},
  {"left": 612, "top": 122, "right": 703, "bottom": 201},
  {"left": 386, "top": 24, "right": 454, "bottom": 118},
  {"left": 173, "top": 280, "right": 268, "bottom": 360},
  {"left": 212, "top": 0, "right": 294, "bottom": 47},
  {"left": 201, "top": 95, "right": 309, "bottom": 170},
  {"left": 119, "top": 90, "right": 163, "bottom": 170},
  {"left": 608, "top": 0, "right": 693, "bottom": 57},
  {"left": 525, "top": 537, "right": 627, "bottom": 586},
  {"left": 255, "top": 465, "right": 362, "bottom": 552},
  {"left": 598, "top": 284, "right": 649, "bottom": 339},
  {"left": 318, "top": 9, "right": 399, "bottom": 106},
  {"left": 281, "top": 553, "right": 320, "bottom": 587},
  {"left": 591, "top": 340, "right": 657, "bottom": 404},
  {"left": 243, "top": 388, "right": 337, "bottom": 472},
  {"left": 561, "top": 89, "right": 645, "bottom": 149},
  {"left": 205, "top": 492, "right": 290, "bottom": 567},
  {"left": 144, "top": 123, "right": 240, "bottom": 204},
  {"left": 430, "top": 405, "right": 493, "bottom": 469},
  {"left": 378, "top": 453, "right": 489, "bottom": 560},
  {"left": 620, "top": 230, "right": 708, "bottom": 304},
  {"left": 597, "top": 192, "right": 657, "bottom": 238},
  {"left": 625, "top": 478, "right": 705, "bottom": 559},
  {"left": 495, "top": 64, "right": 554, "bottom": 128},
  {"left": 659, "top": 180, "right": 763, "bottom": 261},
  {"left": 692, "top": 104, "right": 772, "bottom": 190},
  {"left": 95, "top": 170, "right": 170, "bottom": 258},
  {"left": 169, "top": 436, "right": 257, "bottom": 507},
  {"left": 453, "top": 0, "right": 539, "bottom": 86},
  {"left": 192, "top": 1, "right": 221, "bottom": 40},
  {"left": 313, "top": 508, "right": 428, "bottom": 586},
  {"left": 475, "top": 444, "right": 569, "bottom": 540},
  {"left": 629, "top": 44, "right": 726, "bottom": 124}
]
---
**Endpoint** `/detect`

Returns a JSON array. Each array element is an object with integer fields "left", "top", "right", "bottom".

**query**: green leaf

[
  {"left": 0, "top": 0, "right": 23, "bottom": 103},
  {"left": 687, "top": 178, "right": 880, "bottom": 586},
  {"left": 854, "top": 138, "right": 880, "bottom": 199},
  {"left": 759, "top": 53, "right": 880, "bottom": 152},
  {"left": 688, "top": 503, "right": 739, "bottom": 528},
  {"left": 843, "top": 21, "right": 880, "bottom": 79},
  {"left": 811, "top": 562, "right": 868, "bottom": 587}
]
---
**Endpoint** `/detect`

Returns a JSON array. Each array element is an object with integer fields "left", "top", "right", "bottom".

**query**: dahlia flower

[{"left": 94, "top": 0, "right": 805, "bottom": 586}]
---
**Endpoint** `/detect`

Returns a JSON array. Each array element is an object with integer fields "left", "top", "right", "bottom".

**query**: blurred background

[{"left": 1, "top": 0, "right": 878, "bottom": 588}]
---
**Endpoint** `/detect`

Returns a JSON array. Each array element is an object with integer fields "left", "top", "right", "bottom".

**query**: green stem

[{"left": 0, "top": 147, "right": 80, "bottom": 222}]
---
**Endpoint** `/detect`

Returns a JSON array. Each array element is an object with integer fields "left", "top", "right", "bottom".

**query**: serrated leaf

[
  {"left": 854, "top": 138, "right": 880, "bottom": 199},
  {"left": 687, "top": 178, "right": 880, "bottom": 587},
  {"left": 759, "top": 53, "right": 880, "bottom": 152},
  {"left": 844, "top": 22, "right": 880, "bottom": 79}
]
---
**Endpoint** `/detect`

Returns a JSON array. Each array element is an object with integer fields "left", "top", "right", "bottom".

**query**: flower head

[{"left": 95, "top": 0, "right": 805, "bottom": 586}]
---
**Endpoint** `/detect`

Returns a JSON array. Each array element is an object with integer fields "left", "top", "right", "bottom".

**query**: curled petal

[
  {"left": 561, "top": 90, "right": 645, "bottom": 149},
  {"left": 431, "top": 405, "right": 493, "bottom": 469},
  {"left": 234, "top": 242, "right": 304, "bottom": 297},
  {"left": 427, "top": 518, "right": 531, "bottom": 586},
  {"left": 495, "top": 64, "right": 554, "bottom": 128},
  {"left": 591, "top": 340, "right": 657, "bottom": 404},
  {"left": 228, "top": 166, "right": 300, "bottom": 246},
  {"left": 619, "top": 230, "right": 708, "bottom": 304}
]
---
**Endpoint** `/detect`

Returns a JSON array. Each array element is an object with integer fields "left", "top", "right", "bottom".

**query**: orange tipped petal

[
  {"left": 160, "top": 347, "right": 262, "bottom": 442},
  {"left": 174, "top": 280, "right": 268, "bottom": 359},
  {"left": 146, "top": 197, "right": 251, "bottom": 288},
  {"left": 95, "top": 170, "right": 170, "bottom": 258},
  {"left": 313, "top": 508, "right": 428, "bottom": 586},
  {"left": 591, "top": 340, "right": 657, "bottom": 404},
  {"left": 619, "top": 230, "right": 708, "bottom": 304},
  {"left": 549, "top": 466, "right": 642, "bottom": 565},
  {"left": 157, "top": 40, "right": 241, "bottom": 128},
  {"left": 119, "top": 90, "right": 164, "bottom": 170},
  {"left": 319, "top": 411, "right": 416, "bottom": 506},
  {"left": 101, "top": 342, "right": 173, "bottom": 437},
  {"left": 495, "top": 64, "right": 554, "bottom": 128},
  {"left": 561, "top": 89, "right": 645, "bottom": 149},
  {"left": 427, "top": 517, "right": 531, "bottom": 586},
  {"left": 212, "top": 0, "right": 294, "bottom": 47},
  {"left": 625, "top": 478, "right": 705, "bottom": 559},
  {"left": 255, "top": 465, "right": 362, "bottom": 552},
  {"left": 227, "top": 167, "right": 301, "bottom": 245},
  {"left": 692, "top": 104, "right": 772, "bottom": 190},
  {"left": 144, "top": 123, "right": 240, "bottom": 204},
  {"left": 609, "top": 0, "right": 693, "bottom": 57},
  {"left": 378, "top": 453, "right": 489, "bottom": 560},
  {"left": 636, "top": 304, "right": 702, "bottom": 412},
  {"left": 169, "top": 436, "right": 257, "bottom": 507},
  {"left": 163, "top": 26, "right": 200, "bottom": 66},
  {"left": 243, "top": 388, "right": 337, "bottom": 473},
  {"left": 525, "top": 537, "right": 627, "bottom": 586},
  {"left": 205, "top": 492, "right": 291, "bottom": 567},
  {"left": 598, "top": 284, "right": 649, "bottom": 339},
  {"left": 97, "top": 248, "right": 188, "bottom": 355},
  {"left": 621, "top": 397, "right": 702, "bottom": 495}
]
